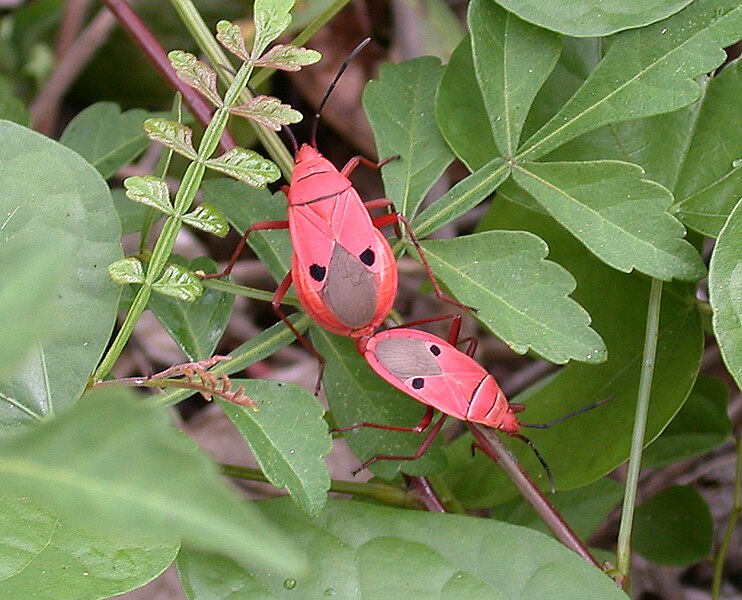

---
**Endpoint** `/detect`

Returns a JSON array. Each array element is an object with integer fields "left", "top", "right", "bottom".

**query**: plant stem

[
  {"left": 711, "top": 437, "right": 742, "bottom": 600},
  {"left": 201, "top": 278, "right": 299, "bottom": 306},
  {"left": 468, "top": 423, "right": 600, "bottom": 568},
  {"left": 221, "top": 463, "right": 418, "bottom": 508},
  {"left": 616, "top": 278, "right": 663, "bottom": 585}
]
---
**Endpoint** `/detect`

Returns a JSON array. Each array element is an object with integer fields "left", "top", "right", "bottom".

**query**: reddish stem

[
  {"left": 467, "top": 423, "right": 601, "bottom": 568},
  {"left": 404, "top": 476, "right": 447, "bottom": 513},
  {"left": 101, "top": 0, "right": 236, "bottom": 152}
]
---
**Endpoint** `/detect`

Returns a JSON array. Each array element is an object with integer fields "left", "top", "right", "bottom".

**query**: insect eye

[
  {"left": 411, "top": 377, "right": 425, "bottom": 389},
  {"left": 359, "top": 248, "right": 375, "bottom": 266},
  {"left": 309, "top": 264, "right": 326, "bottom": 281},
  {"left": 429, "top": 345, "right": 441, "bottom": 356}
]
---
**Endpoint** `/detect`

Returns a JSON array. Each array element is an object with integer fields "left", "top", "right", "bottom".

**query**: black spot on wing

[
  {"left": 360, "top": 248, "right": 375, "bottom": 266},
  {"left": 309, "top": 264, "right": 326, "bottom": 282}
]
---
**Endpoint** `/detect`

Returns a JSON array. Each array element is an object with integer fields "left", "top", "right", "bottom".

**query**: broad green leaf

[
  {"left": 149, "top": 257, "right": 234, "bottom": 360},
  {"left": 493, "top": 0, "right": 694, "bottom": 37},
  {"left": 254, "top": 44, "right": 322, "bottom": 71},
  {"left": 519, "top": 0, "right": 742, "bottom": 161},
  {"left": 169, "top": 50, "right": 221, "bottom": 106},
  {"left": 399, "top": 0, "right": 465, "bottom": 60},
  {"left": 203, "top": 179, "right": 292, "bottom": 282},
  {"left": 230, "top": 95, "right": 303, "bottom": 131},
  {"left": 0, "top": 234, "right": 70, "bottom": 379},
  {"left": 444, "top": 197, "right": 703, "bottom": 505},
  {"left": 0, "top": 493, "right": 178, "bottom": 600},
  {"left": 219, "top": 380, "right": 331, "bottom": 517},
  {"left": 364, "top": 57, "right": 454, "bottom": 219},
  {"left": 216, "top": 20, "right": 249, "bottom": 61},
  {"left": 0, "top": 121, "right": 122, "bottom": 430},
  {"left": 0, "top": 387, "right": 304, "bottom": 574},
  {"left": 0, "top": 76, "right": 30, "bottom": 126},
  {"left": 673, "top": 168, "right": 742, "bottom": 238},
  {"left": 413, "top": 156, "right": 509, "bottom": 237},
  {"left": 252, "top": 0, "right": 293, "bottom": 58},
  {"left": 312, "top": 330, "right": 446, "bottom": 480},
  {"left": 123, "top": 175, "right": 173, "bottom": 214},
  {"left": 469, "top": 0, "right": 561, "bottom": 157},
  {"left": 709, "top": 197, "right": 742, "bottom": 390},
  {"left": 177, "top": 498, "right": 626, "bottom": 600},
  {"left": 183, "top": 203, "right": 229, "bottom": 236},
  {"left": 644, "top": 376, "right": 731, "bottom": 468},
  {"left": 205, "top": 147, "right": 281, "bottom": 187},
  {"left": 436, "top": 35, "right": 495, "bottom": 170},
  {"left": 60, "top": 103, "right": 160, "bottom": 179},
  {"left": 512, "top": 161, "right": 705, "bottom": 281},
  {"left": 421, "top": 232, "right": 606, "bottom": 364},
  {"left": 491, "top": 478, "right": 623, "bottom": 540},
  {"left": 633, "top": 486, "right": 713, "bottom": 566},
  {"left": 113, "top": 188, "right": 152, "bottom": 234},
  {"left": 153, "top": 264, "right": 204, "bottom": 301},
  {"left": 144, "top": 118, "right": 197, "bottom": 160},
  {"left": 108, "top": 256, "right": 145, "bottom": 285}
]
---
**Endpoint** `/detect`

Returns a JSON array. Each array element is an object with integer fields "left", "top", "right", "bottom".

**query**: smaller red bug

[{"left": 338, "top": 315, "right": 609, "bottom": 490}]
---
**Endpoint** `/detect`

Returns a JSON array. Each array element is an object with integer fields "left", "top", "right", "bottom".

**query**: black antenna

[
  {"left": 512, "top": 433, "right": 555, "bottom": 493},
  {"left": 520, "top": 396, "right": 612, "bottom": 430},
  {"left": 310, "top": 37, "right": 372, "bottom": 147}
]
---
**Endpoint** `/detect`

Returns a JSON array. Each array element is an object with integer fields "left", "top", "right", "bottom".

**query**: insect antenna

[
  {"left": 310, "top": 37, "right": 372, "bottom": 148},
  {"left": 519, "top": 396, "right": 612, "bottom": 430},
  {"left": 512, "top": 433, "right": 555, "bottom": 493}
]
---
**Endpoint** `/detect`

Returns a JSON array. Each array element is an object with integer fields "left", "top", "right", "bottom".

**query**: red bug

[
  {"left": 207, "top": 39, "right": 471, "bottom": 391},
  {"left": 338, "top": 315, "right": 608, "bottom": 490}
]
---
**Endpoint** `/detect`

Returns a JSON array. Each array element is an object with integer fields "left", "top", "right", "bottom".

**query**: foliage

[{"left": 0, "top": 0, "right": 740, "bottom": 598}]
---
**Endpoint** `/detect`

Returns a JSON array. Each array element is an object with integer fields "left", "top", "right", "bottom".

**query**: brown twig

[
  {"left": 467, "top": 423, "right": 601, "bottom": 568},
  {"left": 403, "top": 476, "right": 446, "bottom": 512},
  {"left": 100, "top": 0, "right": 235, "bottom": 152}
]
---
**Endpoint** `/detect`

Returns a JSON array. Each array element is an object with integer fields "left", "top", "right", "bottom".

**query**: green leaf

[
  {"left": 469, "top": 0, "right": 561, "bottom": 157},
  {"left": 59, "top": 103, "right": 160, "bottom": 179},
  {"left": 219, "top": 380, "right": 331, "bottom": 517},
  {"left": 312, "top": 330, "right": 446, "bottom": 480},
  {"left": 252, "top": 0, "right": 294, "bottom": 58},
  {"left": 633, "top": 486, "right": 713, "bottom": 566},
  {"left": 436, "top": 35, "right": 496, "bottom": 170},
  {"left": 709, "top": 197, "right": 742, "bottom": 390},
  {"left": 0, "top": 121, "right": 122, "bottom": 430},
  {"left": 413, "top": 156, "right": 509, "bottom": 237},
  {"left": 491, "top": 478, "right": 623, "bottom": 540},
  {"left": 0, "top": 234, "right": 70, "bottom": 379},
  {"left": 182, "top": 203, "right": 229, "bottom": 236},
  {"left": 216, "top": 20, "right": 249, "bottom": 61},
  {"left": 230, "top": 95, "right": 303, "bottom": 131},
  {"left": 421, "top": 232, "right": 606, "bottom": 364},
  {"left": 177, "top": 498, "right": 626, "bottom": 600},
  {"left": 152, "top": 264, "right": 204, "bottom": 301},
  {"left": 519, "top": 0, "right": 742, "bottom": 161},
  {"left": 0, "top": 493, "right": 178, "bottom": 600},
  {"left": 364, "top": 57, "right": 454, "bottom": 219},
  {"left": 149, "top": 257, "right": 234, "bottom": 360},
  {"left": 673, "top": 167, "right": 742, "bottom": 238},
  {"left": 113, "top": 188, "right": 152, "bottom": 234},
  {"left": 0, "top": 76, "right": 30, "bottom": 126},
  {"left": 144, "top": 118, "right": 197, "bottom": 160},
  {"left": 169, "top": 50, "right": 222, "bottom": 106},
  {"left": 444, "top": 197, "right": 703, "bottom": 505},
  {"left": 205, "top": 147, "right": 281, "bottom": 187},
  {"left": 123, "top": 175, "right": 173, "bottom": 214},
  {"left": 0, "top": 387, "right": 304, "bottom": 574},
  {"left": 254, "top": 44, "right": 322, "bottom": 71},
  {"left": 108, "top": 256, "right": 145, "bottom": 285},
  {"left": 644, "top": 376, "right": 731, "bottom": 468},
  {"left": 203, "top": 179, "right": 292, "bottom": 282},
  {"left": 493, "top": 0, "right": 694, "bottom": 37},
  {"left": 512, "top": 161, "right": 706, "bottom": 281}
]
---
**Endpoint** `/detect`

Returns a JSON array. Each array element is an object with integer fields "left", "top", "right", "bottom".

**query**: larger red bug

[
  {"left": 338, "top": 316, "right": 608, "bottom": 490},
  {"left": 207, "top": 39, "right": 471, "bottom": 391}
]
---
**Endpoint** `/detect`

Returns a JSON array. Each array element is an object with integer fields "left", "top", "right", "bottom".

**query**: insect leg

[
  {"left": 202, "top": 220, "right": 289, "bottom": 279},
  {"left": 335, "top": 405, "right": 435, "bottom": 435},
  {"left": 340, "top": 154, "right": 400, "bottom": 177},
  {"left": 271, "top": 271, "right": 326, "bottom": 395},
  {"left": 355, "top": 414, "right": 448, "bottom": 472}
]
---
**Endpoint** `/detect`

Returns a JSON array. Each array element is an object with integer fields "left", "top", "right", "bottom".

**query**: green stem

[
  {"left": 616, "top": 278, "right": 663, "bottom": 585},
  {"left": 220, "top": 463, "right": 417, "bottom": 508},
  {"left": 201, "top": 278, "right": 299, "bottom": 306},
  {"left": 712, "top": 437, "right": 742, "bottom": 600}
]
